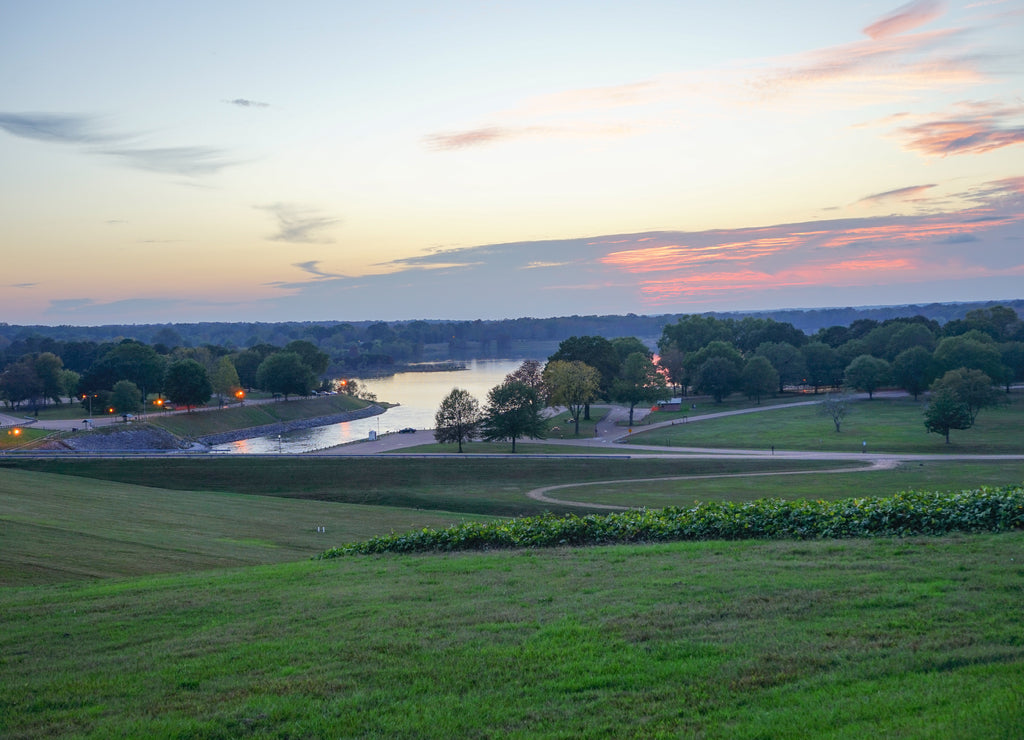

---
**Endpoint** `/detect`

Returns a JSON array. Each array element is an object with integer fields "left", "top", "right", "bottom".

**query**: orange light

[
  {"left": 12, "top": 428, "right": 22, "bottom": 436},
  {"left": 154, "top": 398, "right": 163, "bottom": 406},
  {"left": 235, "top": 390, "right": 245, "bottom": 399},
  {"left": 108, "top": 407, "right": 115, "bottom": 414},
  {"left": 339, "top": 379, "right": 348, "bottom": 387}
]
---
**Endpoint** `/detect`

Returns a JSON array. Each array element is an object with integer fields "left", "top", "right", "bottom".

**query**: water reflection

[{"left": 211, "top": 359, "right": 525, "bottom": 454}]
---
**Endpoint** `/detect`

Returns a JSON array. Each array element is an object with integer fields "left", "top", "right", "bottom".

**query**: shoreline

[{"left": 197, "top": 404, "right": 386, "bottom": 446}]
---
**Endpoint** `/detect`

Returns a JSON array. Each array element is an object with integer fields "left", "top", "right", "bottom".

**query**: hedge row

[{"left": 319, "top": 486, "right": 1024, "bottom": 557}]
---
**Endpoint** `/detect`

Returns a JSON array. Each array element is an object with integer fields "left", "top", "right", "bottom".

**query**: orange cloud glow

[
  {"left": 637, "top": 254, "right": 925, "bottom": 301},
  {"left": 601, "top": 236, "right": 802, "bottom": 273}
]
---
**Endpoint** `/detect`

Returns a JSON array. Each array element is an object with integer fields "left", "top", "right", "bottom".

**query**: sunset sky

[{"left": 2, "top": 0, "right": 1022, "bottom": 325}]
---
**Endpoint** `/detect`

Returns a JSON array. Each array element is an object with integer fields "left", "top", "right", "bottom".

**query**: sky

[{"left": 2, "top": 0, "right": 1022, "bottom": 326}]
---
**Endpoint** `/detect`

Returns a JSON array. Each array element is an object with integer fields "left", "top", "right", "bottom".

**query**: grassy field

[
  {"left": 2, "top": 533, "right": 1021, "bottom": 738},
  {"left": 3, "top": 391, "right": 1023, "bottom": 736},
  {"left": 1, "top": 457, "right": 850, "bottom": 520},
  {"left": 628, "top": 392, "right": 1024, "bottom": 454},
  {"left": 0, "top": 466, "right": 504, "bottom": 587}
]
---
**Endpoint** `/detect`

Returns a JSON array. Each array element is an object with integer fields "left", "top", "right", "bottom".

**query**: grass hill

[{"left": 3, "top": 393, "right": 1024, "bottom": 737}]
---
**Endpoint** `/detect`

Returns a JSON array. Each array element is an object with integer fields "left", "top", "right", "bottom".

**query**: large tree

[
  {"left": 80, "top": 340, "right": 166, "bottom": 400},
  {"left": 756, "top": 341, "right": 806, "bottom": 394},
  {"left": 504, "top": 359, "right": 548, "bottom": 402},
  {"left": 481, "top": 381, "right": 546, "bottom": 452},
  {"left": 543, "top": 360, "right": 600, "bottom": 435},
  {"left": 694, "top": 356, "right": 742, "bottom": 403},
  {"left": 844, "top": 355, "right": 890, "bottom": 399},
  {"left": 741, "top": 355, "right": 779, "bottom": 405},
  {"left": 801, "top": 342, "right": 842, "bottom": 393},
  {"left": 434, "top": 388, "right": 482, "bottom": 453},
  {"left": 0, "top": 358, "right": 43, "bottom": 409},
  {"left": 548, "top": 336, "right": 619, "bottom": 418},
  {"left": 33, "top": 352, "right": 66, "bottom": 404},
  {"left": 658, "top": 315, "right": 733, "bottom": 354},
  {"left": 931, "top": 368, "right": 1000, "bottom": 425},
  {"left": 613, "top": 352, "right": 668, "bottom": 425},
  {"left": 256, "top": 351, "right": 316, "bottom": 400},
  {"left": 933, "top": 334, "right": 1005, "bottom": 382},
  {"left": 211, "top": 355, "right": 241, "bottom": 405},
  {"left": 163, "top": 359, "right": 212, "bottom": 412},
  {"left": 891, "top": 346, "right": 936, "bottom": 400},
  {"left": 923, "top": 387, "right": 972, "bottom": 444},
  {"left": 109, "top": 379, "right": 142, "bottom": 415},
  {"left": 656, "top": 346, "right": 688, "bottom": 396}
]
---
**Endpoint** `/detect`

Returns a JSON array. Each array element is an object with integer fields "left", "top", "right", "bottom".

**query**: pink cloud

[
  {"left": 864, "top": 0, "right": 947, "bottom": 40},
  {"left": 894, "top": 101, "right": 1024, "bottom": 156}
]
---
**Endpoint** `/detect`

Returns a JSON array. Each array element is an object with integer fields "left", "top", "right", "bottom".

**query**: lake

[{"left": 211, "top": 359, "right": 526, "bottom": 454}]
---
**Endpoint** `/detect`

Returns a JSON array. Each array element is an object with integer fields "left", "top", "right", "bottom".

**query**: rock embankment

[
  {"left": 196, "top": 405, "right": 385, "bottom": 446},
  {"left": 37, "top": 425, "right": 186, "bottom": 451}
]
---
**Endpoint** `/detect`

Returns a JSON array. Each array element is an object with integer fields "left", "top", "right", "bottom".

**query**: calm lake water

[{"left": 211, "top": 359, "right": 526, "bottom": 454}]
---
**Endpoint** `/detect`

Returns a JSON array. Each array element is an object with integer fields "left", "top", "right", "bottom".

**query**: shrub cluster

[{"left": 320, "top": 486, "right": 1024, "bottom": 557}]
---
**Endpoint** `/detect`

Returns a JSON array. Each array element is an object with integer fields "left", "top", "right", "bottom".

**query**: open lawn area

[
  {"left": 2, "top": 533, "right": 1022, "bottom": 738},
  {"left": 627, "top": 393, "right": 1024, "bottom": 454}
]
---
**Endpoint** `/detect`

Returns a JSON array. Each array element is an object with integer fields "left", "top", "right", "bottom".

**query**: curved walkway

[{"left": 525, "top": 457, "right": 902, "bottom": 510}]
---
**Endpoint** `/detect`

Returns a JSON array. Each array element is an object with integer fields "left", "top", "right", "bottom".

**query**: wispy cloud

[
  {"left": 424, "top": 123, "right": 634, "bottom": 151},
  {"left": 891, "top": 100, "right": 1024, "bottom": 156},
  {"left": 101, "top": 145, "right": 236, "bottom": 176},
  {"left": 856, "top": 184, "right": 938, "bottom": 205},
  {"left": 864, "top": 0, "right": 946, "bottom": 40},
  {"left": 226, "top": 98, "right": 270, "bottom": 108},
  {"left": 423, "top": 0, "right": 993, "bottom": 152},
  {"left": 0, "top": 111, "right": 236, "bottom": 176},
  {"left": 293, "top": 260, "right": 345, "bottom": 279},
  {"left": 257, "top": 203, "right": 339, "bottom": 243},
  {"left": 0, "top": 112, "right": 113, "bottom": 144},
  {"left": 10, "top": 282, "right": 37, "bottom": 289}
]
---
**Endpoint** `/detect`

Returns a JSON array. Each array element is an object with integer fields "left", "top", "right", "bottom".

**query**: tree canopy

[
  {"left": 480, "top": 381, "right": 546, "bottom": 452},
  {"left": 544, "top": 360, "right": 600, "bottom": 435},
  {"left": 255, "top": 352, "right": 317, "bottom": 400},
  {"left": 434, "top": 388, "right": 481, "bottom": 453},
  {"left": 163, "top": 359, "right": 212, "bottom": 411}
]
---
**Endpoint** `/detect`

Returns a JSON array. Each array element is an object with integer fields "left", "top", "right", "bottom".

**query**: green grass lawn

[
  {"left": 627, "top": 393, "right": 1024, "bottom": 454},
  {"left": 1, "top": 457, "right": 848, "bottom": 520},
  {"left": 0, "top": 427, "right": 52, "bottom": 450},
  {"left": 548, "top": 460, "right": 1024, "bottom": 508},
  {"left": 2, "top": 533, "right": 1021, "bottom": 738},
  {"left": 0, "top": 466, "right": 500, "bottom": 587}
]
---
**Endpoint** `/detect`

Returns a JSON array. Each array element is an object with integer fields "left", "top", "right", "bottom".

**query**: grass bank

[
  {"left": 146, "top": 394, "right": 372, "bottom": 439},
  {"left": 2, "top": 533, "right": 1021, "bottom": 738}
]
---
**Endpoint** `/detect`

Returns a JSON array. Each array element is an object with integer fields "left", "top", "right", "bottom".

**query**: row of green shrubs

[{"left": 321, "top": 486, "right": 1024, "bottom": 556}]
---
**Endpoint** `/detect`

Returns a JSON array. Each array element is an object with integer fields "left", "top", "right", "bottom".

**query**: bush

[{"left": 320, "top": 486, "right": 1024, "bottom": 556}]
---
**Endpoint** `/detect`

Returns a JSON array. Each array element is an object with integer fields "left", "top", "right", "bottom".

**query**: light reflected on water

[{"left": 210, "top": 359, "right": 525, "bottom": 454}]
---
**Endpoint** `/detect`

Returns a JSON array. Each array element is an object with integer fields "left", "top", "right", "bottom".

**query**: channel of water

[{"left": 211, "top": 359, "right": 526, "bottom": 454}]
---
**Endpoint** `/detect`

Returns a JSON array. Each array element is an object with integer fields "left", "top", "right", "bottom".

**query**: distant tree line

[
  {"left": 3, "top": 304, "right": 1022, "bottom": 442},
  {"left": 0, "top": 336, "right": 344, "bottom": 415},
  {"left": 3, "top": 299, "right": 1022, "bottom": 375}
]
